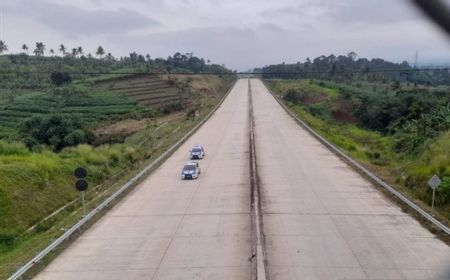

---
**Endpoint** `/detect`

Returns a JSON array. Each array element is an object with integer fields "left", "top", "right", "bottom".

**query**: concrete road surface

[
  {"left": 250, "top": 79, "right": 450, "bottom": 280},
  {"left": 35, "top": 79, "right": 252, "bottom": 280},
  {"left": 35, "top": 78, "right": 450, "bottom": 280}
]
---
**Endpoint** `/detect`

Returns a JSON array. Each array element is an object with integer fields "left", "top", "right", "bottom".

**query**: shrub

[
  {"left": 21, "top": 115, "right": 92, "bottom": 151},
  {"left": 434, "top": 176, "right": 450, "bottom": 206},
  {"left": 0, "top": 229, "right": 18, "bottom": 248},
  {"left": 23, "top": 137, "right": 40, "bottom": 151},
  {"left": 283, "top": 89, "right": 299, "bottom": 104},
  {"left": 64, "top": 129, "right": 92, "bottom": 147},
  {"left": 186, "top": 108, "right": 197, "bottom": 120},
  {"left": 50, "top": 71, "right": 72, "bottom": 86},
  {"left": 393, "top": 105, "right": 450, "bottom": 154},
  {"left": 160, "top": 102, "right": 184, "bottom": 115}
]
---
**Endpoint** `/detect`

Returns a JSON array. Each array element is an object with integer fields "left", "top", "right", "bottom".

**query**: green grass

[{"left": 270, "top": 79, "right": 339, "bottom": 98}]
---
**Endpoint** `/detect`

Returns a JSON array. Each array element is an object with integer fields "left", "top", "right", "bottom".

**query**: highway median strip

[{"left": 248, "top": 79, "right": 269, "bottom": 280}]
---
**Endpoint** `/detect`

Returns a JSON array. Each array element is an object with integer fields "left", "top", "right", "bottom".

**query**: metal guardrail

[
  {"left": 7, "top": 80, "right": 237, "bottom": 280},
  {"left": 263, "top": 79, "right": 450, "bottom": 237}
]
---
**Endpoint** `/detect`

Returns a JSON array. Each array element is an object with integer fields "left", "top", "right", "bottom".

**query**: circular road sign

[
  {"left": 75, "top": 179, "right": 88, "bottom": 192},
  {"left": 74, "top": 167, "right": 88, "bottom": 179}
]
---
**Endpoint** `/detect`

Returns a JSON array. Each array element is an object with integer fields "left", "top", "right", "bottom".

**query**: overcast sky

[{"left": 1, "top": 0, "right": 450, "bottom": 70}]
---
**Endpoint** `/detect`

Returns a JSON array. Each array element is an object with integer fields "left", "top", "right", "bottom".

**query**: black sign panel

[
  {"left": 74, "top": 167, "right": 87, "bottom": 179},
  {"left": 75, "top": 179, "right": 88, "bottom": 192}
]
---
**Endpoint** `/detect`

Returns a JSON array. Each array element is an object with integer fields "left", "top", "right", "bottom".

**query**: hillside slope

[{"left": 0, "top": 73, "right": 235, "bottom": 278}]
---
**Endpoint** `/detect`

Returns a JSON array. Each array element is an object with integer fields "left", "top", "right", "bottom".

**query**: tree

[
  {"left": 4, "top": 81, "right": 17, "bottom": 103},
  {"left": 96, "top": 46, "right": 105, "bottom": 58},
  {"left": 77, "top": 46, "right": 83, "bottom": 57},
  {"left": 21, "top": 44, "right": 29, "bottom": 54},
  {"left": 50, "top": 71, "right": 72, "bottom": 86},
  {"left": 33, "top": 42, "right": 45, "bottom": 56},
  {"left": 71, "top": 48, "right": 78, "bottom": 57},
  {"left": 50, "top": 49, "right": 55, "bottom": 55},
  {"left": 347, "top": 51, "right": 358, "bottom": 62},
  {"left": 59, "top": 44, "right": 66, "bottom": 55},
  {"left": 392, "top": 80, "right": 401, "bottom": 90},
  {"left": 0, "top": 40, "right": 8, "bottom": 54},
  {"left": 48, "top": 71, "right": 80, "bottom": 112},
  {"left": 21, "top": 115, "right": 92, "bottom": 151}
]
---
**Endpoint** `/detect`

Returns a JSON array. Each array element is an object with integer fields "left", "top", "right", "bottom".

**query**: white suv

[
  {"left": 190, "top": 145, "right": 205, "bottom": 160},
  {"left": 181, "top": 161, "right": 201, "bottom": 180}
]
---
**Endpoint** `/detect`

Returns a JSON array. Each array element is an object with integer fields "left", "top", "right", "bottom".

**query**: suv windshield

[
  {"left": 192, "top": 148, "right": 202, "bottom": 153},
  {"left": 183, "top": 165, "right": 196, "bottom": 171}
]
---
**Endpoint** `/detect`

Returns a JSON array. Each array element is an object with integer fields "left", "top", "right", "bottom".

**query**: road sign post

[
  {"left": 81, "top": 191, "right": 86, "bottom": 217},
  {"left": 74, "top": 168, "right": 88, "bottom": 217},
  {"left": 432, "top": 188, "right": 436, "bottom": 210},
  {"left": 428, "top": 175, "right": 441, "bottom": 211}
]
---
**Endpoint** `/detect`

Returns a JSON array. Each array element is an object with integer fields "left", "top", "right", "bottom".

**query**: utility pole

[{"left": 414, "top": 50, "right": 419, "bottom": 68}]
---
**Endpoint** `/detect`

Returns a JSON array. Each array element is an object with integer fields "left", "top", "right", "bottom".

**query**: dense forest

[{"left": 257, "top": 52, "right": 450, "bottom": 85}]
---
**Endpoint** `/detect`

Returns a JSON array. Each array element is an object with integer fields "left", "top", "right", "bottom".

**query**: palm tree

[
  {"left": 77, "top": 46, "right": 83, "bottom": 57},
  {"left": 71, "top": 48, "right": 78, "bottom": 57},
  {"left": 50, "top": 49, "right": 55, "bottom": 55},
  {"left": 96, "top": 46, "right": 105, "bottom": 58},
  {"left": 0, "top": 40, "right": 8, "bottom": 54},
  {"left": 33, "top": 42, "right": 45, "bottom": 56},
  {"left": 59, "top": 44, "right": 66, "bottom": 55},
  {"left": 21, "top": 44, "right": 29, "bottom": 54}
]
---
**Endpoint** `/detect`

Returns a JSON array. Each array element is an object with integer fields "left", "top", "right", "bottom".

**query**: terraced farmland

[
  {"left": 0, "top": 87, "right": 148, "bottom": 141},
  {"left": 100, "top": 74, "right": 188, "bottom": 108}
]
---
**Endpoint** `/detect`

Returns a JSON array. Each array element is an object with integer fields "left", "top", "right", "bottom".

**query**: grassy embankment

[
  {"left": 266, "top": 79, "right": 450, "bottom": 223},
  {"left": 0, "top": 73, "right": 235, "bottom": 278}
]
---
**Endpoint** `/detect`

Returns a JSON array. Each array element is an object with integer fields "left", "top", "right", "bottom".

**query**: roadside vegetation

[
  {"left": 266, "top": 77, "right": 450, "bottom": 224},
  {"left": 0, "top": 44, "right": 235, "bottom": 278}
]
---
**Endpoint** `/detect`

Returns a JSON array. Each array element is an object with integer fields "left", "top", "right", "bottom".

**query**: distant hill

[
  {"left": 256, "top": 52, "right": 450, "bottom": 85},
  {"left": 0, "top": 51, "right": 232, "bottom": 90}
]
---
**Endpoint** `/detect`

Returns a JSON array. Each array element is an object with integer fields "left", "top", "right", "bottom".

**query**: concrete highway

[
  {"left": 34, "top": 79, "right": 450, "bottom": 280},
  {"left": 35, "top": 79, "right": 252, "bottom": 280},
  {"left": 250, "top": 79, "right": 450, "bottom": 280}
]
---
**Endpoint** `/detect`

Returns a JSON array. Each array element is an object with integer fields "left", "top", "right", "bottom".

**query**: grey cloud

[
  {"left": 8, "top": 1, "right": 158, "bottom": 37},
  {"left": 3, "top": 0, "right": 450, "bottom": 70},
  {"left": 326, "top": 0, "right": 421, "bottom": 24},
  {"left": 258, "top": 23, "right": 286, "bottom": 33},
  {"left": 108, "top": 26, "right": 259, "bottom": 69},
  {"left": 260, "top": 0, "right": 421, "bottom": 25}
]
